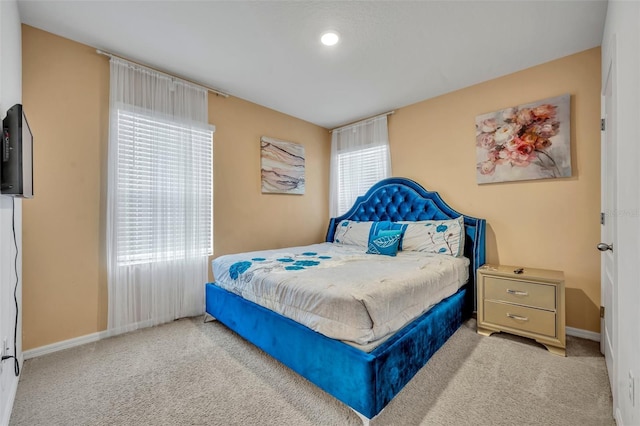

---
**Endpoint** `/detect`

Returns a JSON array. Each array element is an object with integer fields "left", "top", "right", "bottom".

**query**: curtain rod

[
  {"left": 330, "top": 111, "right": 395, "bottom": 133},
  {"left": 96, "top": 49, "right": 230, "bottom": 98}
]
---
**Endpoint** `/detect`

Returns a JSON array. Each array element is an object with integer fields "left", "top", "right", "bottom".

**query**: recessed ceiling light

[{"left": 321, "top": 31, "right": 340, "bottom": 46}]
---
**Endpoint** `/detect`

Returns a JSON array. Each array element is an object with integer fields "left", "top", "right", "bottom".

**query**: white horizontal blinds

[
  {"left": 330, "top": 115, "right": 391, "bottom": 216},
  {"left": 115, "top": 109, "right": 213, "bottom": 265},
  {"left": 337, "top": 145, "right": 390, "bottom": 215}
]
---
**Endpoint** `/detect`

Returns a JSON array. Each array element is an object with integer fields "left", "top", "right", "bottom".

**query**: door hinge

[
  {"left": 601, "top": 212, "right": 605, "bottom": 225},
  {"left": 600, "top": 306, "right": 605, "bottom": 318},
  {"left": 601, "top": 118, "right": 606, "bottom": 131}
]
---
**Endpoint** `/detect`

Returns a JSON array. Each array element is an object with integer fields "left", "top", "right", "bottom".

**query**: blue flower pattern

[
  {"left": 229, "top": 261, "right": 252, "bottom": 280},
  {"left": 294, "top": 260, "right": 320, "bottom": 267},
  {"left": 426, "top": 221, "right": 457, "bottom": 255},
  {"left": 229, "top": 252, "right": 332, "bottom": 281}
]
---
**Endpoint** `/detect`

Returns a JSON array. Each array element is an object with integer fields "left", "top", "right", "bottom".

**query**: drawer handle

[
  {"left": 506, "top": 289, "right": 528, "bottom": 296},
  {"left": 506, "top": 313, "right": 529, "bottom": 321}
]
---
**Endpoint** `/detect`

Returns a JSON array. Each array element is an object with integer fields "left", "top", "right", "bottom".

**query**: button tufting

[{"left": 340, "top": 182, "right": 469, "bottom": 230}]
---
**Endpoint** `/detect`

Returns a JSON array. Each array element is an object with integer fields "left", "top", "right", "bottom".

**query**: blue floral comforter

[{"left": 212, "top": 243, "right": 469, "bottom": 350}]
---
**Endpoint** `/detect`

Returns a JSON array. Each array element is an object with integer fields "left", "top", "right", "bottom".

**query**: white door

[{"left": 600, "top": 47, "right": 617, "bottom": 399}]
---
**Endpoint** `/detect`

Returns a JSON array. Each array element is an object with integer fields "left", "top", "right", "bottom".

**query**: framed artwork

[
  {"left": 260, "top": 136, "right": 305, "bottom": 194},
  {"left": 475, "top": 94, "right": 571, "bottom": 184}
]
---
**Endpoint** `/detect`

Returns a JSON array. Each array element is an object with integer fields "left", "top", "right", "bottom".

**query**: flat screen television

[{"left": 1, "top": 104, "right": 33, "bottom": 198}]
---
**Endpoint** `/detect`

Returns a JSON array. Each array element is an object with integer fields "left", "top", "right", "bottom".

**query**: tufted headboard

[{"left": 325, "top": 177, "right": 486, "bottom": 310}]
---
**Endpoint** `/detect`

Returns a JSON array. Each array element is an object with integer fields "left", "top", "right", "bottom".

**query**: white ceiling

[{"left": 17, "top": 1, "right": 607, "bottom": 129}]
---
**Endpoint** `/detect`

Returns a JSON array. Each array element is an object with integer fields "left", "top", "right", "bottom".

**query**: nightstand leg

[
  {"left": 541, "top": 343, "right": 566, "bottom": 357},
  {"left": 477, "top": 326, "right": 498, "bottom": 337}
]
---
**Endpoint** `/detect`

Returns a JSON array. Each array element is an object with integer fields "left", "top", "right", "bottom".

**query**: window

[
  {"left": 336, "top": 145, "right": 390, "bottom": 215},
  {"left": 330, "top": 115, "right": 391, "bottom": 216},
  {"left": 115, "top": 108, "right": 213, "bottom": 266},
  {"left": 107, "top": 57, "right": 212, "bottom": 331}
]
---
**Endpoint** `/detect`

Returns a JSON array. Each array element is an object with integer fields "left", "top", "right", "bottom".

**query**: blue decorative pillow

[
  {"left": 369, "top": 221, "right": 408, "bottom": 250},
  {"left": 367, "top": 230, "right": 403, "bottom": 257}
]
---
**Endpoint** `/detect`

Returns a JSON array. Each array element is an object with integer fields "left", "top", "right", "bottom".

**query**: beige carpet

[{"left": 10, "top": 318, "right": 614, "bottom": 425}]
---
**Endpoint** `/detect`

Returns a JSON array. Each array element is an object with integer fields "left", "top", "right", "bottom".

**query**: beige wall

[
  {"left": 21, "top": 25, "right": 330, "bottom": 350},
  {"left": 22, "top": 26, "right": 109, "bottom": 350},
  {"left": 209, "top": 95, "right": 329, "bottom": 260},
  {"left": 389, "top": 47, "right": 602, "bottom": 332}
]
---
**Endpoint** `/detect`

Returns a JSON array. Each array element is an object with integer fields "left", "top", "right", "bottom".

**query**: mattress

[{"left": 212, "top": 242, "right": 469, "bottom": 350}]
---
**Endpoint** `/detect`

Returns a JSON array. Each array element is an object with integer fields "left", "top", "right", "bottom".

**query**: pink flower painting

[{"left": 476, "top": 94, "right": 571, "bottom": 184}]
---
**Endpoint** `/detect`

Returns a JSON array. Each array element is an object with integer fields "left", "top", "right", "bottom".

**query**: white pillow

[
  {"left": 333, "top": 220, "right": 373, "bottom": 248},
  {"left": 400, "top": 217, "right": 465, "bottom": 257}
]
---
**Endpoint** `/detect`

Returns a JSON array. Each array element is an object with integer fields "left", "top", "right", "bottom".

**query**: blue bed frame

[{"left": 205, "top": 177, "right": 486, "bottom": 420}]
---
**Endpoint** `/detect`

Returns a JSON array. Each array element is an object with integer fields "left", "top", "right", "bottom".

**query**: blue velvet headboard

[{"left": 326, "top": 177, "right": 486, "bottom": 310}]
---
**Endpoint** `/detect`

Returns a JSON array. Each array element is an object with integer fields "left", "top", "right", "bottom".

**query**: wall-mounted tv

[{"left": 1, "top": 104, "right": 33, "bottom": 198}]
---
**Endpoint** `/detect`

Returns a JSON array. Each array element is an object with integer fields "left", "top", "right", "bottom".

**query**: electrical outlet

[{"left": 630, "top": 371, "right": 636, "bottom": 407}]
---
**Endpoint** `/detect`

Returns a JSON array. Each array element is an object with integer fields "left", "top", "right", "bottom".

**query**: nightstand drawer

[
  {"left": 483, "top": 276, "right": 555, "bottom": 310},
  {"left": 483, "top": 301, "right": 556, "bottom": 337}
]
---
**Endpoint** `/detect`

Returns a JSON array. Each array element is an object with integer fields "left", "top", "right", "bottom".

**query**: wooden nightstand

[{"left": 476, "top": 264, "right": 566, "bottom": 356}]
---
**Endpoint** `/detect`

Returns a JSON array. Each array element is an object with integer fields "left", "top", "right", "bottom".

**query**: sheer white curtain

[
  {"left": 106, "top": 58, "right": 214, "bottom": 335},
  {"left": 329, "top": 115, "right": 392, "bottom": 217}
]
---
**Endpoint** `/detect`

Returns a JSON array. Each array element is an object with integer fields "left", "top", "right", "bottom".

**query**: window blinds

[
  {"left": 330, "top": 115, "right": 392, "bottom": 217},
  {"left": 115, "top": 108, "right": 213, "bottom": 266},
  {"left": 336, "top": 145, "right": 390, "bottom": 215}
]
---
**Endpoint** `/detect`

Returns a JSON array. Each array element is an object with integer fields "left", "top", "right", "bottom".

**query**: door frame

[{"left": 600, "top": 33, "right": 618, "bottom": 408}]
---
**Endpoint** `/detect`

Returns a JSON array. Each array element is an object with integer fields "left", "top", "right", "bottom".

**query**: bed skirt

[{"left": 205, "top": 282, "right": 470, "bottom": 419}]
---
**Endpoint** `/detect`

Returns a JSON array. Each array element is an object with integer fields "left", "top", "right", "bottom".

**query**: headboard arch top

[
  {"left": 343, "top": 184, "right": 457, "bottom": 223},
  {"left": 326, "top": 177, "right": 483, "bottom": 238}
]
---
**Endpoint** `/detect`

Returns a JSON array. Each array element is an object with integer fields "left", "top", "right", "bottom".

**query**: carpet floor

[{"left": 10, "top": 317, "right": 614, "bottom": 425}]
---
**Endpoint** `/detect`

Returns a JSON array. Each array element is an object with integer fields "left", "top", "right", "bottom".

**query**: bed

[{"left": 205, "top": 177, "right": 486, "bottom": 422}]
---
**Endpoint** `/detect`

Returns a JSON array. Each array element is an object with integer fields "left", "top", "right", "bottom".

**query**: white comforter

[{"left": 212, "top": 243, "right": 469, "bottom": 348}]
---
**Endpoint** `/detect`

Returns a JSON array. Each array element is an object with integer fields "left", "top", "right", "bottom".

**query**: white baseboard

[
  {"left": 566, "top": 326, "right": 601, "bottom": 342},
  {"left": 23, "top": 330, "right": 110, "bottom": 360},
  {"left": 615, "top": 407, "right": 623, "bottom": 426},
  {"left": 1, "top": 374, "right": 19, "bottom": 426}
]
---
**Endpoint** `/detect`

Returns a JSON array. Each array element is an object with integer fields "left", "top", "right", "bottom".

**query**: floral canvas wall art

[
  {"left": 476, "top": 94, "right": 571, "bottom": 184},
  {"left": 261, "top": 136, "right": 305, "bottom": 194}
]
